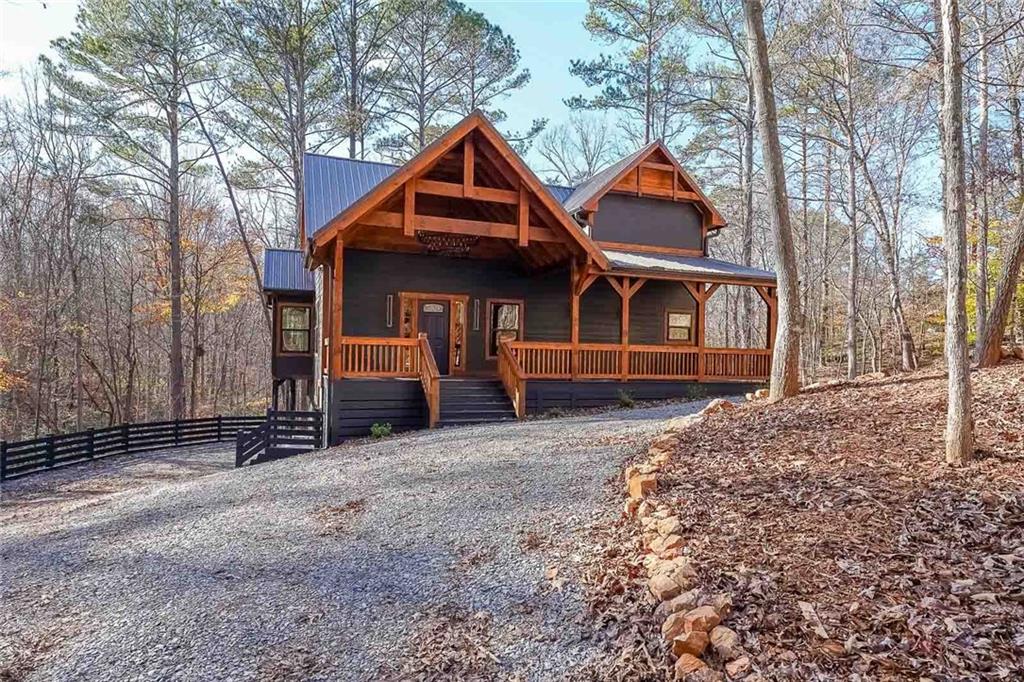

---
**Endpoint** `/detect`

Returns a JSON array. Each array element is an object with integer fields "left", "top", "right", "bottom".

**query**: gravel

[{"left": 1, "top": 399, "right": 718, "bottom": 681}]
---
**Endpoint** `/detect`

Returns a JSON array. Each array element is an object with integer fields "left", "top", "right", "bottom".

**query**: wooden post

[
  {"left": 216, "top": 415, "right": 223, "bottom": 441},
  {"left": 767, "top": 288, "right": 778, "bottom": 349},
  {"left": 696, "top": 283, "right": 706, "bottom": 382},
  {"left": 46, "top": 435, "right": 55, "bottom": 469},
  {"left": 403, "top": 180, "right": 416, "bottom": 237},
  {"left": 331, "top": 242, "right": 344, "bottom": 379},
  {"left": 87, "top": 428, "right": 95, "bottom": 459},
  {"left": 122, "top": 423, "right": 130, "bottom": 453},
  {"left": 464, "top": 136, "right": 475, "bottom": 193},
  {"left": 1, "top": 441, "right": 7, "bottom": 481},
  {"left": 570, "top": 260, "right": 580, "bottom": 378},
  {"left": 518, "top": 183, "right": 529, "bottom": 247}
]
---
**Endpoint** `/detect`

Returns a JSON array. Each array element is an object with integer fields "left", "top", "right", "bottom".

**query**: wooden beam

[
  {"left": 705, "top": 283, "right": 721, "bottom": 301},
  {"left": 464, "top": 135, "right": 475, "bottom": 191},
  {"left": 696, "top": 282, "right": 706, "bottom": 381},
  {"left": 605, "top": 275, "right": 627, "bottom": 298},
  {"left": 403, "top": 180, "right": 415, "bottom": 237},
  {"left": 642, "top": 161, "right": 676, "bottom": 172},
  {"left": 330, "top": 242, "right": 344, "bottom": 380},
  {"left": 570, "top": 260, "right": 581, "bottom": 378},
  {"left": 593, "top": 241, "right": 704, "bottom": 258},
  {"left": 628, "top": 277, "right": 647, "bottom": 298},
  {"left": 361, "top": 210, "right": 562, "bottom": 242},
  {"left": 576, "top": 273, "right": 599, "bottom": 297},
  {"left": 619, "top": 276, "right": 631, "bottom": 378},
  {"left": 417, "top": 178, "right": 518, "bottom": 204},
  {"left": 518, "top": 183, "right": 529, "bottom": 247},
  {"left": 682, "top": 280, "right": 702, "bottom": 303}
]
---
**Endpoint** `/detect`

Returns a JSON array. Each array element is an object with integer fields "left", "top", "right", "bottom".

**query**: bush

[
  {"left": 370, "top": 422, "right": 392, "bottom": 439},
  {"left": 617, "top": 390, "right": 636, "bottom": 409}
]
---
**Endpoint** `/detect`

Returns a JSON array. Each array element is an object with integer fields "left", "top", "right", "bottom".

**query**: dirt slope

[{"left": 583, "top": 363, "right": 1024, "bottom": 680}]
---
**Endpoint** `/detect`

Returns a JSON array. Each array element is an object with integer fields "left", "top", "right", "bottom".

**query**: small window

[
  {"left": 486, "top": 299, "right": 523, "bottom": 357},
  {"left": 280, "top": 305, "right": 311, "bottom": 353},
  {"left": 666, "top": 310, "right": 693, "bottom": 344}
]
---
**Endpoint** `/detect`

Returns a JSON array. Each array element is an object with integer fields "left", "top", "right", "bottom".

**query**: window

[
  {"left": 486, "top": 299, "right": 523, "bottom": 357},
  {"left": 280, "top": 305, "right": 311, "bottom": 353},
  {"left": 666, "top": 310, "right": 693, "bottom": 344}
]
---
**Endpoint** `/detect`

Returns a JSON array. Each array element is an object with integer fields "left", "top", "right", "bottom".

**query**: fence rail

[
  {"left": 235, "top": 410, "right": 323, "bottom": 467},
  {"left": 1, "top": 415, "right": 265, "bottom": 481}
]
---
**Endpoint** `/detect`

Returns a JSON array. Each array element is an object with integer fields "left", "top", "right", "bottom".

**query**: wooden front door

[{"left": 418, "top": 301, "right": 450, "bottom": 374}]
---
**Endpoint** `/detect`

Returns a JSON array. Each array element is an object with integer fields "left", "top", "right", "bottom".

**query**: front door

[{"left": 418, "top": 301, "right": 450, "bottom": 374}]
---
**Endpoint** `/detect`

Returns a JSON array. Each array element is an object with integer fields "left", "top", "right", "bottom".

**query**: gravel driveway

[{"left": 1, "top": 400, "right": 716, "bottom": 681}]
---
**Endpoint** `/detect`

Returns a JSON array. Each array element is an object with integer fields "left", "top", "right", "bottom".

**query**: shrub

[
  {"left": 370, "top": 422, "right": 393, "bottom": 439},
  {"left": 618, "top": 390, "right": 636, "bottom": 408}
]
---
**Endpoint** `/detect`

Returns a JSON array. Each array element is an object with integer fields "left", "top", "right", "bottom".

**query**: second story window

[{"left": 280, "top": 305, "right": 312, "bottom": 353}]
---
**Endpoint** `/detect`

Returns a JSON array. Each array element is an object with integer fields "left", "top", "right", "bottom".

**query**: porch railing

[
  {"left": 507, "top": 341, "right": 770, "bottom": 382},
  {"left": 339, "top": 336, "right": 441, "bottom": 427},
  {"left": 497, "top": 339, "right": 527, "bottom": 418}
]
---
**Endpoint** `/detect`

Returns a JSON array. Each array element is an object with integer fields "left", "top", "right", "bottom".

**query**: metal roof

[
  {"left": 263, "top": 248, "right": 314, "bottom": 293},
  {"left": 562, "top": 142, "right": 658, "bottom": 214},
  {"left": 304, "top": 153, "right": 584, "bottom": 238},
  {"left": 604, "top": 249, "right": 776, "bottom": 282}
]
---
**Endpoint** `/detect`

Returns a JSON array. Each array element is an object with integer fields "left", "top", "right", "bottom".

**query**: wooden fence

[
  {"left": 235, "top": 410, "right": 323, "bottom": 468},
  {"left": 1, "top": 415, "right": 264, "bottom": 481}
]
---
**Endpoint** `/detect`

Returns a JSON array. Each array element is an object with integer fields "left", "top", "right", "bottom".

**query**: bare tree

[{"left": 536, "top": 115, "right": 615, "bottom": 185}]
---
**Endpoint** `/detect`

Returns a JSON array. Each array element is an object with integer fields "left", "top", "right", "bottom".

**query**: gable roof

[
  {"left": 308, "top": 110, "right": 609, "bottom": 269},
  {"left": 304, "top": 155, "right": 576, "bottom": 239},
  {"left": 563, "top": 140, "right": 727, "bottom": 229}
]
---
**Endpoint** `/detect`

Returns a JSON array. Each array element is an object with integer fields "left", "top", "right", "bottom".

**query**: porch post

[
  {"left": 570, "top": 260, "right": 580, "bottom": 378},
  {"left": 620, "top": 276, "right": 630, "bottom": 379},
  {"left": 696, "top": 282, "right": 706, "bottom": 382},
  {"left": 330, "top": 241, "right": 344, "bottom": 379},
  {"left": 767, "top": 287, "right": 778, "bottom": 349}
]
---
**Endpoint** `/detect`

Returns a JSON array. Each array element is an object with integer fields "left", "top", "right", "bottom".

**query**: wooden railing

[
  {"left": 417, "top": 334, "right": 441, "bottom": 427},
  {"left": 235, "top": 410, "right": 323, "bottom": 467},
  {"left": 497, "top": 339, "right": 527, "bottom": 418},
  {"left": 508, "top": 341, "right": 770, "bottom": 382},
  {"left": 340, "top": 336, "right": 421, "bottom": 377}
]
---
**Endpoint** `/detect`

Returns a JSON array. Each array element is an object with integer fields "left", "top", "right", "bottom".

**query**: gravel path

[{"left": 1, "top": 399, "right": 717, "bottom": 681}]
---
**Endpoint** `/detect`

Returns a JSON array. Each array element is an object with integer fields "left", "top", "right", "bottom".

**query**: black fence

[
  {"left": 1, "top": 415, "right": 264, "bottom": 481},
  {"left": 235, "top": 410, "right": 323, "bottom": 468}
]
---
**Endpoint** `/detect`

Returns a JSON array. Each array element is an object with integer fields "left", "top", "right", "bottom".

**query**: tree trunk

[
  {"left": 939, "top": 0, "right": 974, "bottom": 465},
  {"left": 741, "top": 87, "right": 755, "bottom": 347},
  {"left": 844, "top": 45, "right": 859, "bottom": 379},
  {"left": 974, "top": 1, "right": 989, "bottom": 359},
  {"left": 744, "top": 0, "right": 801, "bottom": 401},
  {"left": 168, "top": 90, "right": 186, "bottom": 421}
]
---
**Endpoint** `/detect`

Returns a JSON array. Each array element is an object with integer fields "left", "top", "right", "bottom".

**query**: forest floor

[{"left": 578, "top": 362, "right": 1024, "bottom": 680}]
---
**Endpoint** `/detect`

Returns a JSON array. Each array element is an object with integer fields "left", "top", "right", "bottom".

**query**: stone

[
  {"left": 666, "top": 414, "right": 702, "bottom": 433},
  {"left": 672, "top": 630, "right": 710, "bottom": 657},
  {"left": 754, "top": 388, "right": 769, "bottom": 399},
  {"left": 650, "top": 534, "right": 685, "bottom": 558},
  {"left": 668, "top": 563, "right": 698, "bottom": 590},
  {"left": 627, "top": 473, "right": 657, "bottom": 500},
  {"left": 624, "top": 465, "right": 639, "bottom": 482},
  {"left": 650, "top": 433, "right": 680, "bottom": 451},
  {"left": 649, "top": 573, "right": 683, "bottom": 601},
  {"left": 725, "top": 656, "right": 750, "bottom": 678},
  {"left": 637, "top": 500, "right": 655, "bottom": 517},
  {"left": 624, "top": 498, "right": 641, "bottom": 517},
  {"left": 1014, "top": 347, "right": 1024, "bottom": 360},
  {"left": 710, "top": 593, "right": 733, "bottom": 619},
  {"left": 655, "top": 589, "right": 702, "bottom": 620},
  {"left": 700, "top": 398, "right": 736, "bottom": 416},
  {"left": 657, "top": 516, "right": 683, "bottom": 537},
  {"left": 674, "top": 654, "right": 707, "bottom": 679},
  {"left": 683, "top": 606, "right": 721, "bottom": 633},
  {"left": 710, "top": 625, "right": 742, "bottom": 660},
  {"left": 745, "top": 392, "right": 755, "bottom": 402},
  {"left": 662, "top": 610, "right": 690, "bottom": 641}
]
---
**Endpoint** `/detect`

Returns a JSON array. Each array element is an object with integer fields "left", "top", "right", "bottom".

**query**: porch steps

[{"left": 437, "top": 378, "right": 517, "bottom": 427}]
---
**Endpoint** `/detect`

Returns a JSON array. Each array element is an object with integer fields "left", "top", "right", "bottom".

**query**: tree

[
  {"left": 536, "top": 114, "right": 615, "bottom": 184},
  {"left": 568, "top": 0, "right": 690, "bottom": 146},
  {"left": 743, "top": 0, "right": 801, "bottom": 400},
  {"left": 938, "top": 0, "right": 974, "bottom": 465},
  {"left": 49, "top": 0, "right": 218, "bottom": 420}
]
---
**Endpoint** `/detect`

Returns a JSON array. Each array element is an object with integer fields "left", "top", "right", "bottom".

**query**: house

[{"left": 263, "top": 111, "right": 777, "bottom": 444}]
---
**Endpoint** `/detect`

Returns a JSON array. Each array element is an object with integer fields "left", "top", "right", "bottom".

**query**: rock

[
  {"left": 662, "top": 610, "right": 690, "bottom": 641},
  {"left": 674, "top": 654, "right": 707, "bottom": 679},
  {"left": 650, "top": 534, "right": 685, "bottom": 558},
  {"left": 650, "top": 433, "right": 679, "bottom": 451},
  {"left": 754, "top": 388, "right": 769, "bottom": 399},
  {"left": 657, "top": 516, "right": 683, "bottom": 537},
  {"left": 624, "top": 498, "right": 641, "bottom": 517},
  {"left": 654, "top": 589, "right": 702, "bottom": 620},
  {"left": 725, "top": 655, "right": 750, "bottom": 678},
  {"left": 637, "top": 500, "right": 655, "bottom": 517},
  {"left": 647, "top": 555, "right": 695, "bottom": 577},
  {"left": 666, "top": 414, "right": 702, "bottom": 433},
  {"left": 672, "top": 630, "right": 710, "bottom": 657},
  {"left": 710, "top": 593, "right": 733, "bottom": 619},
  {"left": 700, "top": 398, "right": 736, "bottom": 416},
  {"left": 710, "top": 625, "right": 742, "bottom": 660},
  {"left": 1014, "top": 347, "right": 1024, "bottom": 360},
  {"left": 745, "top": 392, "right": 755, "bottom": 401},
  {"left": 649, "top": 573, "right": 683, "bottom": 601},
  {"left": 683, "top": 606, "right": 721, "bottom": 633},
  {"left": 627, "top": 473, "right": 657, "bottom": 500},
  {"left": 667, "top": 562, "right": 698, "bottom": 590}
]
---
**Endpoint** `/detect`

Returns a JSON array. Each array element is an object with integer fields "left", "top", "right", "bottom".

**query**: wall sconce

[
  {"left": 472, "top": 298, "right": 481, "bottom": 331},
  {"left": 386, "top": 294, "right": 394, "bottom": 328}
]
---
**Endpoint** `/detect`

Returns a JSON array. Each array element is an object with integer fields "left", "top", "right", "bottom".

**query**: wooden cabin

[
  {"left": 262, "top": 248, "right": 315, "bottom": 410},
  {"left": 266, "top": 111, "right": 777, "bottom": 444}
]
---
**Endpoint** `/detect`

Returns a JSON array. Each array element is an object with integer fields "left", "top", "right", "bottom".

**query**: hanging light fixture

[{"left": 415, "top": 230, "right": 478, "bottom": 256}]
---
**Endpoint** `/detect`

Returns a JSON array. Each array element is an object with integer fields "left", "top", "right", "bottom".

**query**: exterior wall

[
  {"left": 579, "top": 278, "right": 697, "bottom": 345},
  {"left": 525, "top": 379, "right": 762, "bottom": 414},
  {"left": 271, "top": 292, "right": 316, "bottom": 379},
  {"left": 328, "top": 378, "right": 426, "bottom": 444},
  {"left": 591, "top": 194, "right": 704, "bottom": 251},
  {"left": 341, "top": 249, "right": 570, "bottom": 373}
]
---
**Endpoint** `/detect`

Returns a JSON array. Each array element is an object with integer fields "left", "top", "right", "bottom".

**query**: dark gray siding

[
  {"left": 578, "top": 278, "right": 696, "bottom": 345},
  {"left": 271, "top": 293, "right": 315, "bottom": 379},
  {"left": 343, "top": 249, "right": 570, "bottom": 373},
  {"left": 328, "top": 378, "right": 425, "bottom": 444},
  {"left": 591, "top": 194, "right": 704, "bottom": 251},
  {"left": 525, "top": 380, "right": 763, "bottom": 413}
]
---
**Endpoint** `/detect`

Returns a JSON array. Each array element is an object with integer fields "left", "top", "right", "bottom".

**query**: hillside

[{"left": 582, "top": 363, "right": 1024, "bottom": 680}]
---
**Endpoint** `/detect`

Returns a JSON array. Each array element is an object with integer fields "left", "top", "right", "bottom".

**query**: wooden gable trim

[
  {"left": 578, "top": 141, "right": 727, "bottom": 230},
  {"left": 310, "top": 110, "right": 608, "bottom": 270}
]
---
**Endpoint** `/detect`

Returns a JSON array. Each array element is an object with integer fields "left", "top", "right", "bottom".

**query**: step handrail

[
  {"left": 497, "top": 338, "right": 526, "bottom": 419},
  {"left": 417, "top": 333, "right": 441, "bottom": 428}
]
